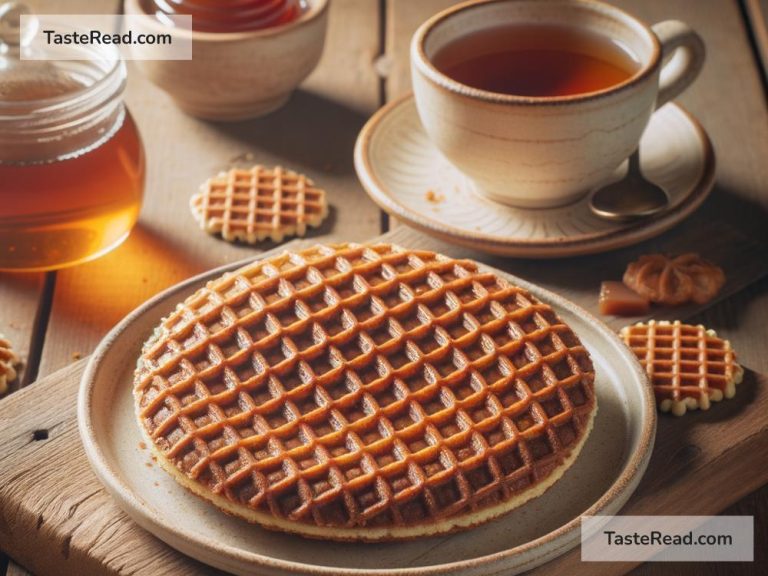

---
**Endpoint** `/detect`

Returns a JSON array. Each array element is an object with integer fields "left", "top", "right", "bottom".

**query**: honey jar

[{"left": 0, "top": 3, "right": 145, "bottom": 271}]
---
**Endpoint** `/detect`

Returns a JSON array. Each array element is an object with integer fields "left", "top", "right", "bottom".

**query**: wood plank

[
  {"left": 4, "top": 0, "right": 766, "bottom": 572},
  {"left": 384, "top": 0, "right": 454, "bottom": 101},
  {"left": 36, "top": 0, "right": 384, "bottom": 378},
  {"left": 745, "top": 0, "right": 768, "bottom": 79},
  {"left": 1, "top": 228, "right": 767, "bottom": 575},
  {"left": 382, "top": 0, "right": 455, "bottom": 232},
  {"left": 0, "top": 362, "right": 223, "bottom": 576},
  {"left": 303, "top": 0, "right": 383, "bottom": 116}
]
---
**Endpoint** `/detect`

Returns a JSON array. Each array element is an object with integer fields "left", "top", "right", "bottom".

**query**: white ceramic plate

[
  {"left": 355, "top": 95, "right": 715, "bottom": 258},
  {"left": 79, "top": 253, "right": 656, "bottom": 576}
]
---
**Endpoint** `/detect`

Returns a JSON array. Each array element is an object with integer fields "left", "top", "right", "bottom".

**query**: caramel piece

[
  {"left": 623, "top": 253, "right": 725, "bottom": 306},
  {"left": 599, "top": 281, "right": 650, "bottom": 316}
]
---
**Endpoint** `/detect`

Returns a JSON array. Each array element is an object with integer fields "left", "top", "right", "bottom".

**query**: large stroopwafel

[
  {"left": 190, "top": 166, "right": 328, "bottom": 243},
  {"left": 620, "top": 320, "right": 743, "bottom": 416},
  {"left": 134, "top": 244, "right": 596, "bottom": 540}
]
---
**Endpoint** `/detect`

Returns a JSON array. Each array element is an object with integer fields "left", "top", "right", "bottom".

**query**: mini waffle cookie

[
  {"left": 0, "top": 334, "right": 21, "bottom": 395},
  {"left": 620, "top": 320, "right": 743, "bottom": 417},
  {"left": 134, "top": 244, "right": 596, "bottom": 541},
  {"left": 190, "top": 166, "right": 328, "bottom": 243}
]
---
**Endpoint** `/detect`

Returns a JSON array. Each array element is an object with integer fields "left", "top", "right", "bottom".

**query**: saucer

[{"left": 354, "top": 95, "right": 715, "bottom": 258}]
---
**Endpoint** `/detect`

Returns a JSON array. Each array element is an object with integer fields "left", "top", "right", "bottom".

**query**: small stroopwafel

[
  {"left": 190, "top": 165, "right": 328, "bottom": 244},
  {"left": 620, "top": 320, "right": 743, "bottom": 416},
  {"left": 135, "top": 244, "right": 596, "bottom": 540},
  {"left": 0, "top": 334, "right": 20, "bottom": 395}
]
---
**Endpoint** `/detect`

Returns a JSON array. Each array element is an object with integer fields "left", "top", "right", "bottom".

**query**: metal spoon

[{"left": 589, "top": 149, "right": 670, "bottom": 222}]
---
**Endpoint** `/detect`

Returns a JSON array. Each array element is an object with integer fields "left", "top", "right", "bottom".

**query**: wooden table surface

[{"left": 1, "top": 0, "right": 767, "bottom": 575}]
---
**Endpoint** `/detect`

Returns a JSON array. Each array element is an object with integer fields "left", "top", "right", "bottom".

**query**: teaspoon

[{"left": 589, "top": 150, "right": 670, "bottom": 222}]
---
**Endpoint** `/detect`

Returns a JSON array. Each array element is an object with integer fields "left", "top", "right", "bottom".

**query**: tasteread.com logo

[
  {"left": 42, "top": 28, "right": 172, "bottom": 47},
  {"left": 603, "top": 529, "right": 733, "bottom": 547},
  {"left": 581, "top": 515, "right": 754, "bottom": 562},
  {"left": 21, "top": 14, "right": 192, "bottom": 60}
]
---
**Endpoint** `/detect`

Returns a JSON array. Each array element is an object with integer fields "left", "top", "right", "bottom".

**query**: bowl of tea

[
  {"left": 124, "top": 0, "right": 329, "bottom": 120},
  {"left": 411, "top": 0, "right": 704, "bottom": 208}
]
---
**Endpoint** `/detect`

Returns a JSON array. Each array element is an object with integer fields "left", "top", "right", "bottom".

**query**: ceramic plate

[
  {"left": 79, "top": 253, "right": 655, "bottom": 576},
  {"left": 355, "top": 95, "right": 715, "bottom": 258}
]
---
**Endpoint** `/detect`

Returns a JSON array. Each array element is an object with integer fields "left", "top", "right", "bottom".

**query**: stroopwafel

[
  {"left": 134, "top": 244, "right": 597, "bottom": 540},
  {"left": 0, "top": 334, "right": 20, "bottom": 395},
  {"left": 190, "top": 166, "right": 328, "bottom": 243},
  {"left": 620, "top": 320, "right": 743, "bottom": 416}
]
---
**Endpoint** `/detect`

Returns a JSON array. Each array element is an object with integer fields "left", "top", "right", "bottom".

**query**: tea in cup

[{"left": 411, "top": 0, "right": 705, "bottom": 208}]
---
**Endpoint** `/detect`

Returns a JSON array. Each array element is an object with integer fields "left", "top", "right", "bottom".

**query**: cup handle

[{"left": 651, "top": 20, "right": 705, "bottom": 109}]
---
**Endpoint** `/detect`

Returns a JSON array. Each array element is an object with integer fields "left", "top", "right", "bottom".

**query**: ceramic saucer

[
  {"left": 355, "top": 95, "right": 715, "bottom": 258},
  {"left": 79, "top": 253, "right": 654, "bottom": 576}
]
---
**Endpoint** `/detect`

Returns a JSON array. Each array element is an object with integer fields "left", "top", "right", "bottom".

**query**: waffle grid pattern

[
  {"left": 621, "top": 320, "right": 742, "bottom": 416},
  {"left": 136, "top": 244, "right": 595, "bottom": 528},
  {"left": 190, "top": 166, "right": 328, "bottom": 243}
]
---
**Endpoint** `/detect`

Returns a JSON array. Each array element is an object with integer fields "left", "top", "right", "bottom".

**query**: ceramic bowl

[{"left": 124, "top": 0, "right": 329, "bottom": 121}]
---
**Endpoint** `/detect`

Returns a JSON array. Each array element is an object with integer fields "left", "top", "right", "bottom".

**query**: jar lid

[
  {"left": 0, "top": 2, "right": 119, "bottom": 103},
  {"left": 0, "top": 2, "right": 127, "bottom": 163}
]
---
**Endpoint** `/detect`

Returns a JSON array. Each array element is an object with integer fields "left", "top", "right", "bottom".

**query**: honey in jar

[
  {"left": 141, "top": 0, "right": 308, "bottom": 32},
  {"left": 0, "top": 5, "right": 145, "bottom": 271}
]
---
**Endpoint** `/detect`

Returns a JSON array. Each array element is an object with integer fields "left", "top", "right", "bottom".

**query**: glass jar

[{"left": 0, "top": 3, "right": 145, "bottom": 271}]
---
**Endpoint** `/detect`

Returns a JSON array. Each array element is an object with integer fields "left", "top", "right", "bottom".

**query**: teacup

[{"left": 411, "top": 0, "right": 705, "bottom": 208}]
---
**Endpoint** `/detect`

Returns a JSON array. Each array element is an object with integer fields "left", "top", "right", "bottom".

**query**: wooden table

[{"left": 1, "top": 1, "right": 767, "bottom": 574}]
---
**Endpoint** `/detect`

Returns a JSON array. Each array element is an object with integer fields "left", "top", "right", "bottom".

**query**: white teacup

[{"left": 411, "top": 0, "right": 705, "bottom": 208}]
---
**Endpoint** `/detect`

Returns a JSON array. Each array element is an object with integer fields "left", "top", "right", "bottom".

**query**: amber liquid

[
  {"left": 142, "top": 0, "right": 307, "bottom": 32},
  {"left": 0, "top": 111, "right": 145, "bottom": 271},
  {"left": 432, "top": 25, "right": 640, "bottom": 97}
]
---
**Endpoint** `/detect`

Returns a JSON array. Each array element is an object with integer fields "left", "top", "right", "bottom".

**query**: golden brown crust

[{"left": 134, "top": 243, "right": 596, "bottom": 540}]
